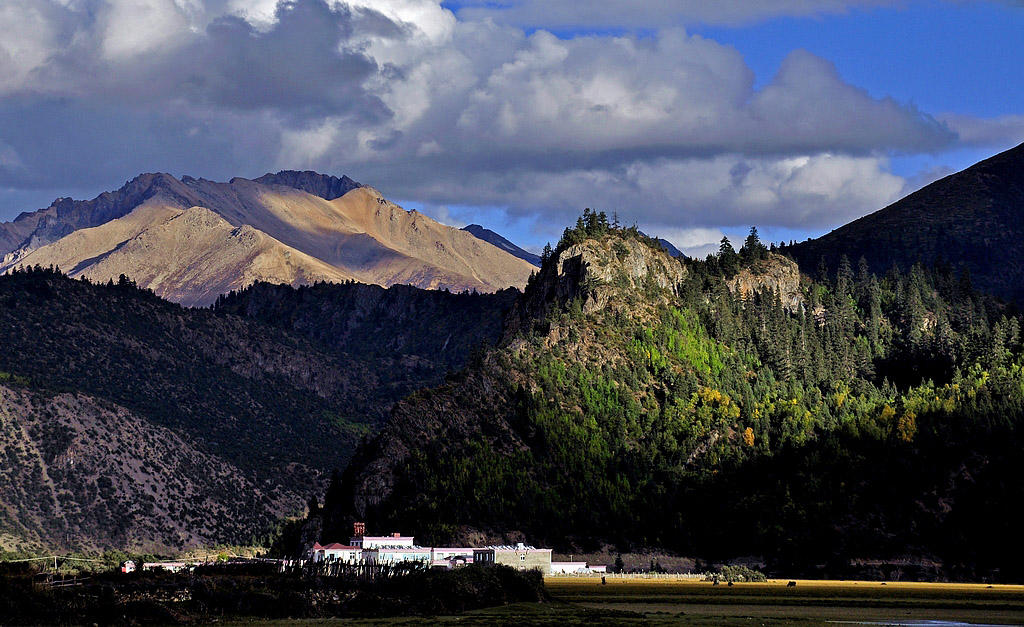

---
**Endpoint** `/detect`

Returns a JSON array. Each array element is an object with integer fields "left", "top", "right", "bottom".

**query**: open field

[
  {"left": 541, "top": 577, "right": 1024, "bottom": 626},
  {"left": 224, "top": 578, "right": 1024, "bottom": 627}
]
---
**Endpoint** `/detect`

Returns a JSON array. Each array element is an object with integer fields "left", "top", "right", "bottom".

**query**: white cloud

[
  {"left": 0, "top": 0, "right": 64, "bottom": 93},
  {"left": 0, "top": 0, "right": 993, "bottom": 246},
  {"left": 938, "top": 113, "right": 1024, "bottom": 149},
  {"left": 449, "top": 35, "right": 951, "bottom": 156},
  {"left": 99, "top": 0, "right": 192, "bottom": 60},
  {"left": 452, "top": 0, "right": 901, "bottom": 28},
  {"left": 374, "top": 153, "right": 906, "bottom": 246}
]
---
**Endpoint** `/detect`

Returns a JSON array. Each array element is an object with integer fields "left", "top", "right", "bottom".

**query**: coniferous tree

[{"left": 719, "top": 237, "right": 740, "bottom": 277}]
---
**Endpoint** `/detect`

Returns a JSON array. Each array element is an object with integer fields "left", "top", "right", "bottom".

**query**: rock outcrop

[
  {"left": 503, "top": 235, "right": 687, "bottom": 343},
  {"left": 726, "top": 254, "right": 804, "bottom": 311}
]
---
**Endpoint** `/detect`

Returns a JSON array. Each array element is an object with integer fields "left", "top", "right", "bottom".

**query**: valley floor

[{"left": 234, "top": 579, "right": 1024, "bottom": 627}]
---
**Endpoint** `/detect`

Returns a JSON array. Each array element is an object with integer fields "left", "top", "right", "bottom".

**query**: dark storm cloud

[
  {"left": 0, "top": 0, "right": 395, "bottom": 198},
  {"left": 182, "top": 2, "right": 389, "bottom": 118}
]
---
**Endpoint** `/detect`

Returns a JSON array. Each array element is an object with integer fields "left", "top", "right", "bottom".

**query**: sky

[{"left": 1, "top": 0, "right": 1023, "bottom": 256}]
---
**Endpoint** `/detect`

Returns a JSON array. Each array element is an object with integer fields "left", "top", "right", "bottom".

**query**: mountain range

[{"left": 0, "top": 172, "right": 535, "bottom": 306}]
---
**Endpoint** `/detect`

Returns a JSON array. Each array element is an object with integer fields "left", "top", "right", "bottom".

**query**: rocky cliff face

[
  {"left": 503, "top": 236, "right": 686, "bottom": 344},
  {"left": 727, "top": 254, "right": 804, "bottom": 311}
]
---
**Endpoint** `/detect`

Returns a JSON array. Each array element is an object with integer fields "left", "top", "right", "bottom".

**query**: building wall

[
  {"left": 494, "top": 549, "right": 551, "bottom": 572},
  {"left": 365, "top": 549, "right": 430, "bottom": 564},
  {"left": 432, "top": 548, "right": 474, "bottom": 561},
  {"left": 323, "top": 549, "right": 361, "bottom": 562},
  {"left": 551, "top": 561, "right": 588, "bottom": 574},
  {"left": 352, "top": 535, "right": 415, "bottom": 549}
]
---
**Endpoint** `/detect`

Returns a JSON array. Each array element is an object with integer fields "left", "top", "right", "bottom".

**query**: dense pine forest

[{"left": 340, "top": 212, "right": 1024, "bottom": 581}]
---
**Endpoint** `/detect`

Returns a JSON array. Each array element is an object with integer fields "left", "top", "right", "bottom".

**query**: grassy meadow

[{"left": 234, "top": 577, "right": 1024, "bottom": 626}]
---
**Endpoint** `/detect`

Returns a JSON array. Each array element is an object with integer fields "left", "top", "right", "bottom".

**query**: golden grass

[{"left": 546, "top": 576, "right": 1024, "bottom": 592}]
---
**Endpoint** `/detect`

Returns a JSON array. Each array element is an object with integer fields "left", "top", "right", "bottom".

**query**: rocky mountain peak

[
  {"left": 0, "top": 173, "right": 201, "bottom": 258},
  {"left": 253, "top": 170, "right": 363, "bottom": 200},
  {"left": 502, "top": 233, "right": 687, "bottom": 343}
]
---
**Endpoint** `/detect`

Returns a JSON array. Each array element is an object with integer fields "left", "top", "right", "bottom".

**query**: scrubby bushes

[{"left": 0, "top": 563, "right": 546, "bottom": 625}]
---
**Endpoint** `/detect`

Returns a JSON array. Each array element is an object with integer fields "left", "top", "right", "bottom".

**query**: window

[{"left": 520, "top": 555, "right": 526, "bottom": 561}]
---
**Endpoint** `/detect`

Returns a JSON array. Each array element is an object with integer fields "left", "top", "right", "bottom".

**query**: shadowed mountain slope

[
  {"left": 786, "top": 141, "right": 1024, "bottom": 303},
  {"left": 252, "top": 170, "right": 363, "bottom": 200},
  {"left": 0, "top": 267, "right": 515, "bottom": 552}
]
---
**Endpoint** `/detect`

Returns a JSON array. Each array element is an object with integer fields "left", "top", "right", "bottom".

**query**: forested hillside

[
  {"left": 213, "top": 281, "right": 517, "bottom": 377},
  {"left": 0, "top": 269, "right": 514, "bottom": 551},
  {"left": 338, "top": 212, "right": 1024, "bottom": 581}
]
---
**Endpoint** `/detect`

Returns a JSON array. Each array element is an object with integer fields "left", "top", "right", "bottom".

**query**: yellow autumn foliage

[
  {"left": 897, "top": 410, "right": 917, "bottom": 443},
  {"left": 742, "top": 427, "right": 755, "bottom": 447}
]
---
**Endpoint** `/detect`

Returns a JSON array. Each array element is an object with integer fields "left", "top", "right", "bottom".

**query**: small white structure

[
  {"left": 551, "top": 561, "right": 588, "bottom": 574},
  {"left": 142, "top": 561, "right": 189, "bottom": 572},
  {"left": 309, "top": 542, "right": 362, "bottom": 563},
  {"left": 120, "top": 560, "right": 136, "bottom": 574},
  {"left": 475, "top": 543, "right": 552, "bottom": 571},
  {"left": 550, "top": 561, "right": 608, "bottom": 574}
]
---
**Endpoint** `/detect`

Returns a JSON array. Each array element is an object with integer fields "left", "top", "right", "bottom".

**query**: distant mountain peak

[
  {"left": 253, "top": 170, "right": 363, "bottom": 201},
  {"left": 638, "top": 231, "right": 685, "bottom": 258},
  {"left": 461, "top": 224, "right": 541, "bottom": 266}
]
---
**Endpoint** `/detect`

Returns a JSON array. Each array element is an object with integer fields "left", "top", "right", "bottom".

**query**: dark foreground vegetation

[{"left": 0, "top": 562, "right": 546, "bottom": 625}]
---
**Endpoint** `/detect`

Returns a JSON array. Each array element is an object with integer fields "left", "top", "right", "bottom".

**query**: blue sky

[
  {"left": 1, "top": 0, "right": 1022, "bottom": 256},
  {"left": 694, "top": 0, "right": 1024, "bottom": 192}
]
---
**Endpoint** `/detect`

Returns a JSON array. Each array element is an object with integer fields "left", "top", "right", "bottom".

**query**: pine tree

[
  {"left": 719, "top": 237, "right": 740, "bottom": 277},
  {"left": 541, "top": 243, "right": 553, "bottom": 265}
]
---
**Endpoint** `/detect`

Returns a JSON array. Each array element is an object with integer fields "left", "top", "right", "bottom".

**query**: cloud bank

[{"left": 0, "top": 0, "right": 1005, "bottom": 249}]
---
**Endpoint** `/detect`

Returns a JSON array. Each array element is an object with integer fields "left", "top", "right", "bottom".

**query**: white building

[
  {"left": 350, "top": 532, "right": 416, "bottom": 549},
  {"left": 363, "top": 545, "right": 431, "bottom": 565},
  {"left": 474, "top": 543, "right": 552, "bottom": 572},
  {"left": 309, "top": 542, "right": 362, "bottom": 563},
  {"left": 430, "top": 547, "right": 474, "bottom": 569}
]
